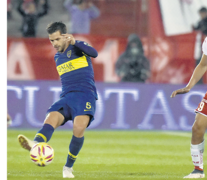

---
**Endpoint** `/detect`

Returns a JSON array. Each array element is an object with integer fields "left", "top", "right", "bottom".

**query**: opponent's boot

[{"left": 183, "top": 169, "right": 205, "bottom": 179}]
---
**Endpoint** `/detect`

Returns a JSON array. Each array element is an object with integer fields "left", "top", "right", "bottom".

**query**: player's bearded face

[{"left": 49, "top": 31, "right": 67, "bottom": 53}]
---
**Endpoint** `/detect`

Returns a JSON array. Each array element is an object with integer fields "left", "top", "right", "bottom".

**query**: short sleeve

[{"left": 202, "top": 37, "right": 207, "bottom": 56}]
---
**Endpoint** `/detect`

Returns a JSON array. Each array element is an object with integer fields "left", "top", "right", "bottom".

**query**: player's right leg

[
  {"left": 18, "top": 111, "right": 64, "bottom": 151},
  {"left": 184, "top": 113, "right": 207, "bottom": 179},
  {"left": 63, "top": 115, "right": 90, "bottom": 178}
]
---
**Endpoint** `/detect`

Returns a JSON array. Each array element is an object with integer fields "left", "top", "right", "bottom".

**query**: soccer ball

[{"left": 30, "top": 142, "right": 54, "bottom": 167}]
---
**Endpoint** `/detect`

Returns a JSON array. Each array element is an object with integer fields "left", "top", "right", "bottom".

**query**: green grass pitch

[{"left": 7, "top": 129, "right": 207, "bottom": 180}]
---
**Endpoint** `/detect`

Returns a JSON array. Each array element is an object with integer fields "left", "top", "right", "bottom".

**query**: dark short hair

[
  {"left": 199, "top": 7, "right": 207, "bottom": 13},
  {"left": 46, "top": 22, "right": 67, "bottom": 34}
]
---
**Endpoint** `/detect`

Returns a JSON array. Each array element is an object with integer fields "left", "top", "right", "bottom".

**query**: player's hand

[
  {"left": 170, "top": 87, "right": 191, "bottom": 98},
  {"left": 62, "top": 34, "right": 76, "bottom": 45}
]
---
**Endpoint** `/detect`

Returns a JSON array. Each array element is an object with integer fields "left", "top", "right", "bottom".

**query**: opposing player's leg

[
  {"left": 63, "top": 115, "right": 90, "bottom": 178},
  {"left": 184, "top": 113, "right": 207, "bottom": 179},
  {"left": 18, "top": 111, "right": 64, "bottom": 151}
]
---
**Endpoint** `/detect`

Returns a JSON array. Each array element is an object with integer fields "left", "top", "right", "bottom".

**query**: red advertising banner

[
  {"left": 7, "top": 34, "right": 207, "bottom": 84},
  {"left": 7, "top": 36, "right": 127, "bottom": 82},
  {"left": 146, "top": 0, "right": 207, "bottom": 84}
]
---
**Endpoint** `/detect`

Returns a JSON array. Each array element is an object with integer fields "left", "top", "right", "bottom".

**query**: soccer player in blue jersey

[{"left": 17, "top": 21, "right": 98, "bottom": 178}]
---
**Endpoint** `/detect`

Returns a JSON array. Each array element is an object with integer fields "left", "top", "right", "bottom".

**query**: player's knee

[
  {"left": 73, "top": 124, "right": 87, "bottom": 137},
  {"left": 44, "top": 112, "right": 64, "bottom": 129},
  {"left": 73, "top": 116, "right": 89, "bottom": 129},
  {"left": 192, "top": 123, "right": 200, "bottom": 133},
  {"left": 192, "top": 123, "right": 204, "bottom": 138},
  {"left": 73, "top": 123, "right": 86, "bottom": 132},
  {"left": 73, "top": 130, "right": 84, "bottom": 138},
  {"left": 73, "top": 115, "right": 90, "bottom": 137}
]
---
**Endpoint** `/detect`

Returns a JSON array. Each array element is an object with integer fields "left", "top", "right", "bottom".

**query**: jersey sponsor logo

[
  {"left": 67, "top": 50, "right": 72, "bottom": 58},
  {"left": 56, "top": 56, "right": 88, "bottom": 76}
]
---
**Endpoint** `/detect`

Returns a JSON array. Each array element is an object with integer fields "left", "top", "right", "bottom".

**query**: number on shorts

[
  {"left": 198, "top": 102, "right": 205, "bottom": 111},
  {"left": 86, "top": 102, "right": 91, "bottom": 109}
]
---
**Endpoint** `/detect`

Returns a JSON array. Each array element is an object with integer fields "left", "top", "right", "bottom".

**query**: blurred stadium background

[{"left": 7, "top": 0, "right": 207, "bottom": 179}]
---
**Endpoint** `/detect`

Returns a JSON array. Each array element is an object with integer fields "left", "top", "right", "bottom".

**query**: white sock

[{"left": 191, "top": 140, "right": 204, "bottom": 170}]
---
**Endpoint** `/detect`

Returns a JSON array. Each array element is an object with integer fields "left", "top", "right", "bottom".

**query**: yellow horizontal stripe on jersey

[{"left": 57, "top": 56, "right": 88, "bottom": 76}]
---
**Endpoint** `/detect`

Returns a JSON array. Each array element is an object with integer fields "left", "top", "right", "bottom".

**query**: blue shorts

[{"left": 47, "top": 91, "right": 96, "bottom": 127}]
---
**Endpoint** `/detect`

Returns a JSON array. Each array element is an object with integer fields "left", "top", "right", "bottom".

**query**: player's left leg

[
  {"left": 18, "top": 111, "right": 64, "bottom": 151},
  {"left": 63, "top": 115, "right": 90, "bottom": 178},
  {"left": 184, "top": 113, "right": 207, "bottom": 178},
  {"left": 18, "top": 95, "right": 67, "bottom": 151},
  {"left": 33, "top": 111, "right": 64, "bottom": 142}
]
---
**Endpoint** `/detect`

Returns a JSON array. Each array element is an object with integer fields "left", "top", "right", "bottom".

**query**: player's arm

[
  {"left": 62, "top": 34, "right": 98, "bottom": 58},
  {"left": 171, "top": 54, "right": 207, "bottom": 98},
  {"left": 74, "top": 41, "right": 98, "bottom": 58},
  {"left": 186, "top": 54, "right": 207, "bottom": 89}
]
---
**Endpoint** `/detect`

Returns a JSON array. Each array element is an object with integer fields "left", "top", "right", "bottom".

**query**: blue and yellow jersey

[{"left": 54, "top": 40, "right": 98, "bottom": 99}]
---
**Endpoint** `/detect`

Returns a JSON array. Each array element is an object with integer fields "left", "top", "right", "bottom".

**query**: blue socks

[
  {"left": 34, "top": 124, "right": 54, "bottom": 142},
  {"left": 65, "top": 135, "right": 84, "bottom": 168},
  {"left": 33, "top": 124, "right": 84, "bottom": 168}
]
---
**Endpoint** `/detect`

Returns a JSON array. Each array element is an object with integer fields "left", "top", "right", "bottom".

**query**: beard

[{"left": 56, "top": 43, "right": 66, "bottom": 53}]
